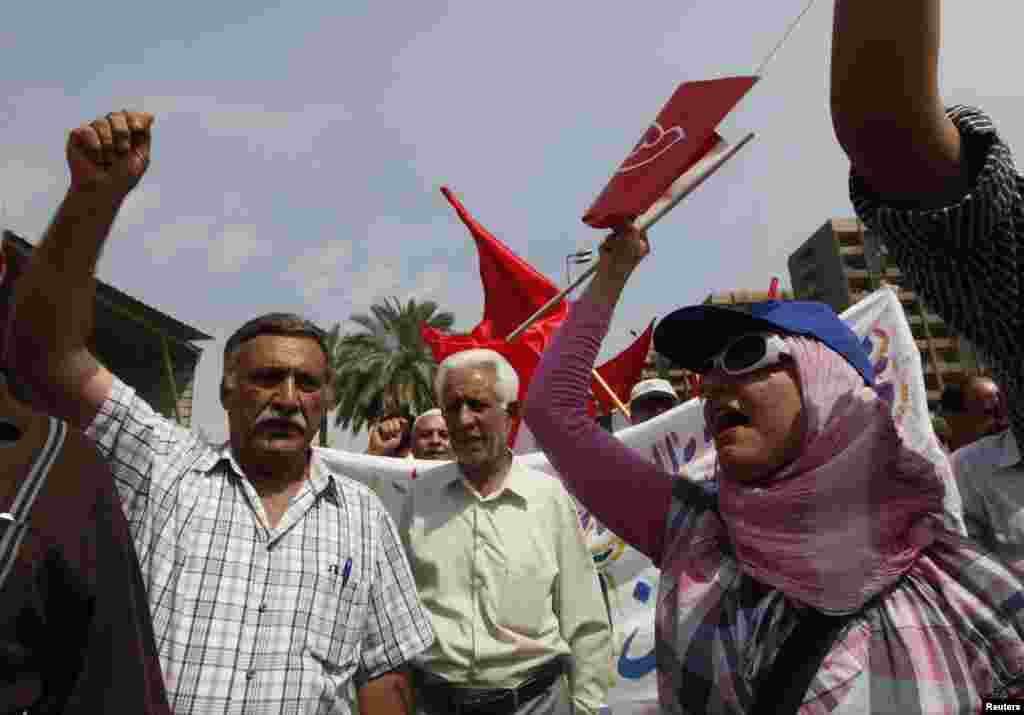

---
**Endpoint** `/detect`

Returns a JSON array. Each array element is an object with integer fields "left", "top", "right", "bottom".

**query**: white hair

[
  {"left": 434, "top": 349, "right": 520, "bottom": 407},
  {"left": 412, "top": 408, "right": 444, "bottom": 434}
]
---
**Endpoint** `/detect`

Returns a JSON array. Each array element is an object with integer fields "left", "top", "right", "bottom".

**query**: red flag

[
  {"left": 768, "top": 277, "right": 779, "bottom": 299},
  {"left": 590, "top": 320, "right": 655, "bottom": 415},
  {"left": 583, "top": 77, "right": 758, "bottom": 229},
  {"left": 440, "top": 187, "right": 568, "bottom": 340},
  {"left": 423, "top": 188, "right": 571, "bottom": 445}
]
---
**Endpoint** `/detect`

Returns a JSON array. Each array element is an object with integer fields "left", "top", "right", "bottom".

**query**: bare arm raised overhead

[
  {"left": 830, "top": 0, "right": 969, "bottom": 205},
  {"left": 831, "top": 0, "right": 1024, "bottom": 458},
  {"left": 9, "top": 111, "right": 154, "bottom": 430}
]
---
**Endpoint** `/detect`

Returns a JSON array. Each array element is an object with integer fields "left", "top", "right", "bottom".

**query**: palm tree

[{"left": 328, "top": 297, "right": 455, "bottom": 437}]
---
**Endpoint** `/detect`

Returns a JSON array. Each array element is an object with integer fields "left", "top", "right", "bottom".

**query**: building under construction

[
  {"left": 2, "top": 230, "right": 212, "bottom": 427},
  {"left": 788, "top": 218, "right": 984, "bottom": 408}
]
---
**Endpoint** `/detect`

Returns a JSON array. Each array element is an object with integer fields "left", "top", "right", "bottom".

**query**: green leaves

[{"left": 327, "top": 297, "right": 455, "bottom": 435}]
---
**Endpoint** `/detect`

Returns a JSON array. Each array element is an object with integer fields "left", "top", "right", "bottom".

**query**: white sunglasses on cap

[{"left": 699, "top": 332, "right": 791, "bottom": 376}]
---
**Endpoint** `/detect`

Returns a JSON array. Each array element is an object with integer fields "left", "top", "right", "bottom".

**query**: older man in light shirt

[{"left": 400, "top": 349, "right": 612, "bottom": 715}]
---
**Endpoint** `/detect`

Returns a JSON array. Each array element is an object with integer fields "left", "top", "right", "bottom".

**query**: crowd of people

[{"left": 1, "top": 0, "right": 1023, "bottom": 713}]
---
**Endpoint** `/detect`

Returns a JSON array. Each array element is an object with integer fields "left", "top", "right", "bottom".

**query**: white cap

[{"left": 629, "top": 378, "right": 678, "bottom": 405}]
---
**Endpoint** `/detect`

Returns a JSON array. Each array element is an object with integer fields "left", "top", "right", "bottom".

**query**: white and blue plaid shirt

[{"left": 86, "top": 376, "right": 433, "bottom": 714}]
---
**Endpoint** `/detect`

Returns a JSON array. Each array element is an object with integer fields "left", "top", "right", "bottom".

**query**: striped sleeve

[{"left": 849, "top": 105, "right": 1023, "bottom": 448}]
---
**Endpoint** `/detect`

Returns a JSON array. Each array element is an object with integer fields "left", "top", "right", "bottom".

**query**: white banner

[{"left": 317, "top": 286, "right": 960, "bottom": 714}]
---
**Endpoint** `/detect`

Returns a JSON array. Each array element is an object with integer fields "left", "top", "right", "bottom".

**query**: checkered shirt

[
  {"left": 85, "top": 376, "right": 434, "bottom": 714},
  {"left": 850, "top": 104, "right": 1023, "bottom": 455}
]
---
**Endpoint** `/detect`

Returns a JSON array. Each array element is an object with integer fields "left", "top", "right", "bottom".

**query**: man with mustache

[
  {"left": 7, "top": 109, "right": 433, "bottom": 714},
  {"left": 398, "top": 349, "right": 611, "bottom": 715}
]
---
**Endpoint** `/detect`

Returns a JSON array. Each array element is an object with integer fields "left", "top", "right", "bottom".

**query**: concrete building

[
  {"left": 2, "top": 230, "right": 212, "bottom": 427},
  {"left": 788, "top": 218, "right": 983, "bottom": 407}
]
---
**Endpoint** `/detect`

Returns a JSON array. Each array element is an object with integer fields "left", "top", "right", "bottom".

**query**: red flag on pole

[
  {"left": 440, "top": 187, "right": 568, "bottom": 341},
  {"left": 583, "top": 77, "right": 758, "bottom": 229},
  {"left": 590, "top": 320, "right": 655, "bottom": 415},
  {"left": 423, "top": 188, "right": 571, "bottom": 446}
]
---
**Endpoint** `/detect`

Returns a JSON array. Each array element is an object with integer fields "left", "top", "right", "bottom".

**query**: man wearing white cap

[{"left": 628, "top": 378, "right": 679, "bottom": 425}]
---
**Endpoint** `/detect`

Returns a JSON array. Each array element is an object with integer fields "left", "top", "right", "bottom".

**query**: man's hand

[
  {"left": 67, "top": 110, "right": 154, "bottom": 199},
  {"left": 366, "top": 417, "right": 409, "bottom": 457}
]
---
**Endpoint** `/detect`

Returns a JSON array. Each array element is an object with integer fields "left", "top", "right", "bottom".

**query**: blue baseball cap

[{"left": 653, "top": 300, "right": 874, "bottom": 386}]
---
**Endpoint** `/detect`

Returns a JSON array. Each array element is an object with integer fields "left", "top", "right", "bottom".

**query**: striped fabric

[
  {"left": 0, "top": 416, "right": 65, "bottom": 590},
  {"left": 850, "top": 104, "right": 1023, "bottom": 457},
  {"left": 85, "top": 377, "right": 434, "bottom": 714}
]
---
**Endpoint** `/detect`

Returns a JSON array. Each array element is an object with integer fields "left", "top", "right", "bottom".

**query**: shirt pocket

[
  {"left": 304, "top": 553, "right": 367, "bottom": 678},
  {"left": 501, "top": 557, "right": 557, "bottom": 636}
]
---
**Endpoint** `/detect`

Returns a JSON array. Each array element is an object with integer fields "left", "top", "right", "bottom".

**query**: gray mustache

[{"left": 254, "top": 408, "right": 307, "bottom": 431}]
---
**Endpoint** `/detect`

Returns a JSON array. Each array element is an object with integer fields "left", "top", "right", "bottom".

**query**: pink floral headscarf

[{"left": 717, "top": 336, "right": 946, "bottom": 614}]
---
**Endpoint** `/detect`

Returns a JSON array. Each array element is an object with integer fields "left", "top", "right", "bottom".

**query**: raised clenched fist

[
  {"left": 597, "top": 224, "right": 650, "bottom": 281},
  {"left": 67, "top": 110, "right": 154, "bottom": 198},
  {"left": 366, "top": 417, "right": 410, "bottom": 457}
]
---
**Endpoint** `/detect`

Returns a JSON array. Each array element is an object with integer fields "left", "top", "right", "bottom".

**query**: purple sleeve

[{"left": 524, "top": 295, "right": 678, "bottom": 564}]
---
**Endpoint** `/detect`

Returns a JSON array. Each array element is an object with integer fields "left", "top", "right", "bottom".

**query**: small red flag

[
  {"left": 424, "top": 188, "right": 571, "bottom": 446},
  {"left": 583, "top": 77, "right": 758, "bottom": 229},
  {"left": 440, "top": 187, "right": 568, "bottom": 341},
  {"left": 590, "top": 320, "right": 655, "bottom": 415},
  {"left": 768, "top": 277, "right": 779, "bottom": 299}
]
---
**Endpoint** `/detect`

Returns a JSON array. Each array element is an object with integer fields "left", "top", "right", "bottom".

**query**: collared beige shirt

[{"left": 399, "top": 458, "right": 612, "bottom": 715}]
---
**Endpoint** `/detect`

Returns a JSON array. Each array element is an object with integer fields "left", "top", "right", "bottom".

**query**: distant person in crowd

[
  {"left": 366, "top": 409, "right": 413, "bottom": 459},
  {"left": 941, "top": 376, "right": 1008, "bottom": 451},
  {"left": 833, "top": 0, "right": 1024, "bottom": 589},
  {"left": 409, "top": 409, "right": 452, "bottom": 461},
  {"left": 366, "top": 409, "right": 451, "bottom": 461},
  {"left": 627, "top": 378, "right": 679, "bottom": 425},
  {"left": 525, "top": 224, "right": 1024, "bottom": 712},
  {"left": 8, "top": 109, "right": 433, "bottom": 714},
  {"left": 400, "top": 349, "right": 612, "bottom": 715},
  {"left": 362, "top": 408, "right": 452, "bottom": 525}
]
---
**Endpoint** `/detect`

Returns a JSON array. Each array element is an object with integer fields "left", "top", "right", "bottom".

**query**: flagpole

[
  {"left": 592, "top": 368, "right": 632, "bottom": 422},
  {"left": 754, "top": 0, "right": 820, "bottom": 77},
  {"left": 505, "top": 131, "right": 755, "bottom": 342}
]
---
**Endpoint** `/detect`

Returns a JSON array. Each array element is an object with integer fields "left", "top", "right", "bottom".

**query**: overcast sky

[{"left": 3, "top": 1, "right": 1022, "bottom": 450}]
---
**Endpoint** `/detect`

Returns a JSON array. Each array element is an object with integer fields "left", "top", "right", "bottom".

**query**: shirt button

[
  {"left": 246, "top": 670, "right": 256, "bottom": 681},
  {"left": 258, "top": 603, "right": 267, "bottom": 613}
]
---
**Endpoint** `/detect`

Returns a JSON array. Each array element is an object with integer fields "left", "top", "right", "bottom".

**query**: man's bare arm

[
  {"left": 830, "top": 0, "right": 968, "bottom": 205},
  {"left": 9, "top": 111, "right": 153, "bottom": 431},
  {"left": 357, "top": 668, "right": 416, "bottom": 715}
]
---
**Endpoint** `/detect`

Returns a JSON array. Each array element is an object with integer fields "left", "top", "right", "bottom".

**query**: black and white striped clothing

[
  {"left": 86, "top": 376, "right": 434, "bottom": 714},
  {"left": 850, "top": 105, "right": 1023, "bottom": 454}
]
